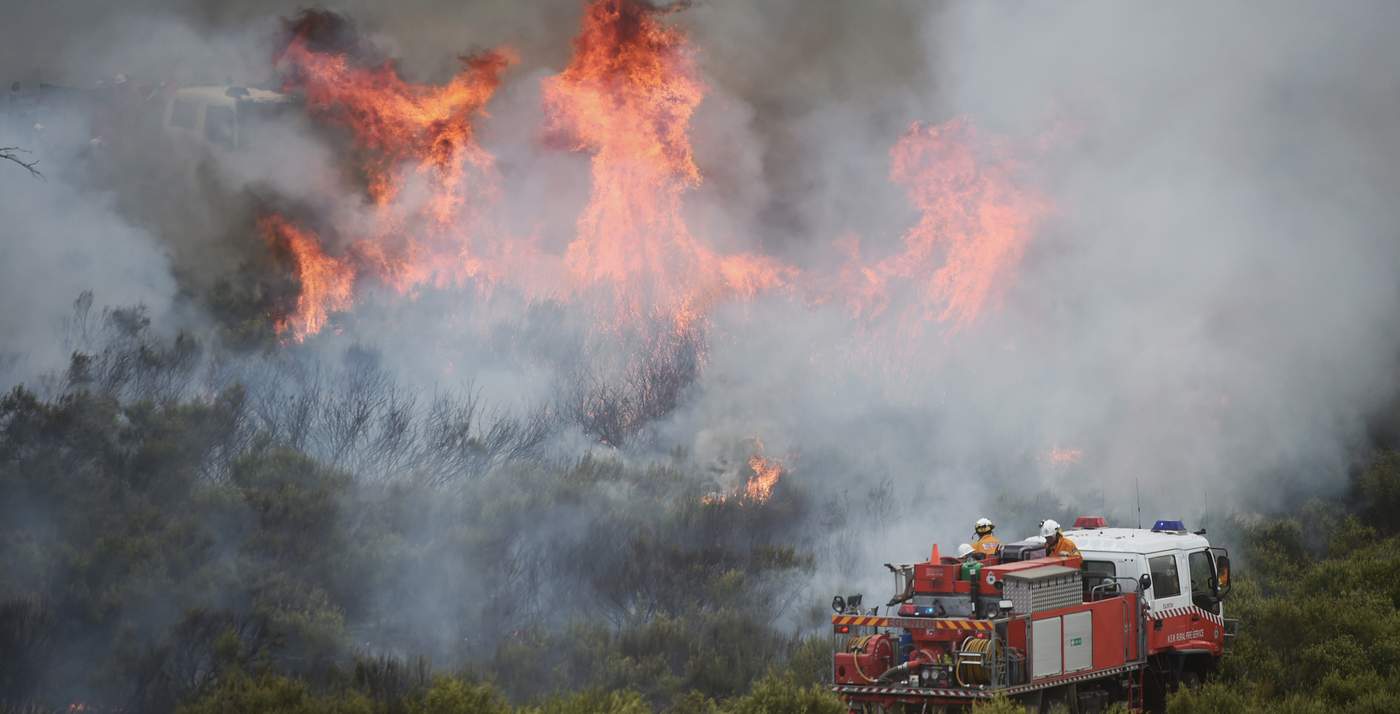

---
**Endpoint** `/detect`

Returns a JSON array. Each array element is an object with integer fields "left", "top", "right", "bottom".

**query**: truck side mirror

[
  {"left": 1139, "top": 573, "right": 1152, "bottom": 592},
  {"left": 1216, "top": 555, "right": 1231, "bottom": 597}
]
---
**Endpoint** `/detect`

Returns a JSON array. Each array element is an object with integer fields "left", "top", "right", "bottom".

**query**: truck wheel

[
  {"left": 1143, "top": 675, "right": 1167, "bottom": 714},
  {"left": 1016, "top": 691, "right": 1041, "bottom": 714},
  {"left": 1058, "top": 684, "right": 1081, "bottom": 714},
  {"left": 1029, "top": 685, "right": 1078, "bottom": 714},
  {"left": 1180, "top": 670, "right": 1201, "bottom": 691}
]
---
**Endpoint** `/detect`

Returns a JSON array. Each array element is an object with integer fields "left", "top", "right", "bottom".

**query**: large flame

[
  {"left": 543, "top": 0, "right": 791, "bottom": 326},
  {"left": 278, "top": 25, "right": 513, "bottom": 293},
  {"left": 260, "top": 4, "right": 1048, "bottom": 347},
  {"left": 260, "top": 215, "right": 355, "bottom": 342},
  {"left": 848, "top": 118, "right": 1047, "bottom": 332}
]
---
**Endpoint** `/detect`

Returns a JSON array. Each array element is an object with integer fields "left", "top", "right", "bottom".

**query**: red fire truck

[{"left": 829, "top": 517, "right": 1235, "bottom": 712}]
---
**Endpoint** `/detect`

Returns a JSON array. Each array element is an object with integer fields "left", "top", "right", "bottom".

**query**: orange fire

[
  {"left": 279, "top": 33, "right": 509, "bottom": 213},
  {"left": 1046, "top": 446, "right": 1084, "bottom": 466},
  {"left": 848, "top": 118, "right": 1047, "bottom": 332},
  {"left": 703, "top": 441, "right": 786, "bottom": 505},
  {"left": 543, "top": 0, "right": 791, "bottom": 326},
  {"left": 260, "top": 5, "right": 1049, "bottom": 347},
  {"left": 743, "top": 453, "right": 784, "bottom": 502},
  {"left": 260, "top": 215, "right": 355, "bottom": 342},
  {"left": 278, "top": 22, "right": 513, "bottom": 292}
]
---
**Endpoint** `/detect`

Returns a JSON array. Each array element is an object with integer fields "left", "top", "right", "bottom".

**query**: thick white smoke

[
  {"left": 0, "top": 122, "right": 179, "bottom": 388},
  {"left": 5, "top": 0, "right": 1400, "bottom": 626}
]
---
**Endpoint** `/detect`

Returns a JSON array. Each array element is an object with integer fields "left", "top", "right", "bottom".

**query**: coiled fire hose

[{"left": 955, "top": 635, "right": 1003, "bottom": 687}]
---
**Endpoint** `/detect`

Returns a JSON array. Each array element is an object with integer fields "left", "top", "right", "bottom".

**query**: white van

[{"left": 163, "top": 86, "right": 297, "bottom": 150}]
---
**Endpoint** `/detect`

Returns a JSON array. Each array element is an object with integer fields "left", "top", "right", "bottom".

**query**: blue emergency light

[
  {"left": 1151, "top": 519, "right": 1186, "bottom": 533},
  {"left": 898, "top": 603, "right": 941, "bottom": 618}
]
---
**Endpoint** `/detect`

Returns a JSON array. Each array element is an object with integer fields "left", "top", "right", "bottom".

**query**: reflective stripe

[
  {"left": 833, "top": 663, "right": 1146, "bottom": 700},
  {"left": 941, "top": 620, "right": 993, "bottom": 631},
  {"left": 832, "top": 615, "right": 991, "bottom": 631},
  {"left": 832, "top": 615, "right": 891, "bottom": 627},
  {"left": 1147, "top": 604, "right": 1224, "bottom": 627}
]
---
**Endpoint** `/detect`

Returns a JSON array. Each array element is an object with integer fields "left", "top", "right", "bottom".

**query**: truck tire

[{"left": 1024, "top": 684, "right": 1079, "bottom": 714}]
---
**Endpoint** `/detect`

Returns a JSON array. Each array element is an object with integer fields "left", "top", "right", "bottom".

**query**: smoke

[
  {"left": 5, "top": 0, "right": 1400, "bottom": 678},
  {"left": 0, "top": 119, "right": 179, "bottom": 388},
  {"left": 922, "top": 1, "right": 1400, "bottom": 509},
  {"left": 634, "top": 0, "right": 1400, "bottom": 586}
]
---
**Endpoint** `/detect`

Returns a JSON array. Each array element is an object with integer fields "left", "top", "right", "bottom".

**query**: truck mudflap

[{"left": 832, "top": 662, "right": 1146, "bottom": 700}]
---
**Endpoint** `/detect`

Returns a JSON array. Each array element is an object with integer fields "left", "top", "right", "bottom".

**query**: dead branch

[{"left": 0, "top": 146, "right": 43, "bottom": 179}]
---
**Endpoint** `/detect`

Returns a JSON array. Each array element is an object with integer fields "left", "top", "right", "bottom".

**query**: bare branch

[{"left": 0, "top": 146, "right": 43, "bottom": 180}]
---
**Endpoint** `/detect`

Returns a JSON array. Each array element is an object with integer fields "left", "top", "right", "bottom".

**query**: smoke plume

[{"left": 4, "top": 0, "right": 1400, "bottom": 690}]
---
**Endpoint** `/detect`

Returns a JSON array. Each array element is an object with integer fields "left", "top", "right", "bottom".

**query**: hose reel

[{"left": 955, "top": 635, "right": 1004, "bottom": 686}]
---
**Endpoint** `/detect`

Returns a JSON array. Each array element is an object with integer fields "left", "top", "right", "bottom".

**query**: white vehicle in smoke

[{"left": 162, "top": 85, "right": 299, "bottom": 151}]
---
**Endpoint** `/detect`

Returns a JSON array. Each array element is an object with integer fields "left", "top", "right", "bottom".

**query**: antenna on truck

[{"left": 1135, "top": 479, "right": 1142, "bottom": 529}]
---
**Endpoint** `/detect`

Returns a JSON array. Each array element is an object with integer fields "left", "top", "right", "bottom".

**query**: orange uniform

[
  {"left": 1048, "top": 534, "right": 1080, "bottom": 558},
  {"left": 973, "top": 533, "right": 1000, "bottom": 556}
]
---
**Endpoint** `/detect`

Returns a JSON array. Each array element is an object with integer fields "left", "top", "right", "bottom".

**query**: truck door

[
  {"left": 1144, "top": 551, "right": 1189, "bottom": 611},
  {"left": 1188, "top": 548, "right": 1220, "bottom": 614}
]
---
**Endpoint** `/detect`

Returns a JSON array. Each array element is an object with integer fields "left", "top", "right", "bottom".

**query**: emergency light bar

[
  {"left": 897, "top": 603, "right": 941, "bottom": 618},
  {"left": 1151, "top": 519, "right": 1186, "bottom": 533},
  {"left": 1073, "top": 515, "right": 1108, "bottom": 528}
]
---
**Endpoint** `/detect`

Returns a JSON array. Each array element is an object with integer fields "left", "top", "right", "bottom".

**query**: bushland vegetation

[
  {"left": 1164, "top": 452, "right": 1400, "bottom": 713},
  {"left": 0, "top": 306, "right": 835, "bottom": 713},
  {"left": 4, "top": 304, "right": 1400, "bottom": 713}
]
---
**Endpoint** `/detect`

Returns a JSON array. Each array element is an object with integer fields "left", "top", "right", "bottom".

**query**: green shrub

[
  {"left": 1166, "top": 682, "right": 1250, "bottom": 714},
  {"left": 665, "top": 690, "right": 719, "bottom": 714},
  {"left": 176, "top": 672, "right": 371, "bottom": 714},
  {"left": 411, "top": 676, "right": 510, "bottom": 714},
  {"left": 972, "top": 695, "right": 1024, "bottom": 714},
  {"left": 525, "top": 689, "right": 650, "bottom": 714},
  {"left": 1355, "top": 450, "right": 1400, "bottom": 534},
  {"left": 720, "top": 672, "right": 842, "bottom": 714}
]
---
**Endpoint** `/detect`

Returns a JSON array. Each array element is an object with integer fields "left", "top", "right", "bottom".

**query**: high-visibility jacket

[
  {"left": 973, "top": 533, "right": 1000, "bottom": 556},
  {"left": 1049, "top": 534, "right": 1080, "bottom": 558}
]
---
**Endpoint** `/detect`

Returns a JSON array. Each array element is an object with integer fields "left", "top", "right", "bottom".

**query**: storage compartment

[
  {"left": 1063, "top": 611, "right": 1093, "bottom": 673},
  {"left": 1005, "top": 565, "right": 1083, "bottom": 614},
  {"left": 1032, "top": 616, "right": 1062, "bottom": 678}
]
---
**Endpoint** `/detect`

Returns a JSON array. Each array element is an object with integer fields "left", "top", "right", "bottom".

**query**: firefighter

[
  {"left": 956, "top": 543, "right": 983, "bottom": 581},
  {"left": 972, "top": 517, "right": 1000, "bottom": 556},
  {"left": 1040, "top": 519, "right": 1080, "bottom": 558}
]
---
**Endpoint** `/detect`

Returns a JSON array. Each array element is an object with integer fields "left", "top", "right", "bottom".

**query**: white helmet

[
  {"left": 956, "top": 543, "right": 975, "bottom": 558},
  {"left": 975, "top": 517, "right": 994, "bottom": 529},
  {"left": 1040, "top": 519, "right": 1061, "bottom": 538}
]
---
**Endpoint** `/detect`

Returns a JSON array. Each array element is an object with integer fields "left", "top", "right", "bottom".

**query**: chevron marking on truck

[{"left": 1149, "top": 605, "right": 1224, "bottom": 626}]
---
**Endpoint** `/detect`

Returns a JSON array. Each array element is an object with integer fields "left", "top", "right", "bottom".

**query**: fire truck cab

[
  {"left": 1073, "top": 520, "right": 1233, "bottom": 688},
  {"left": 829, "top": 517, "right": 1234, "bottom": 713}
]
